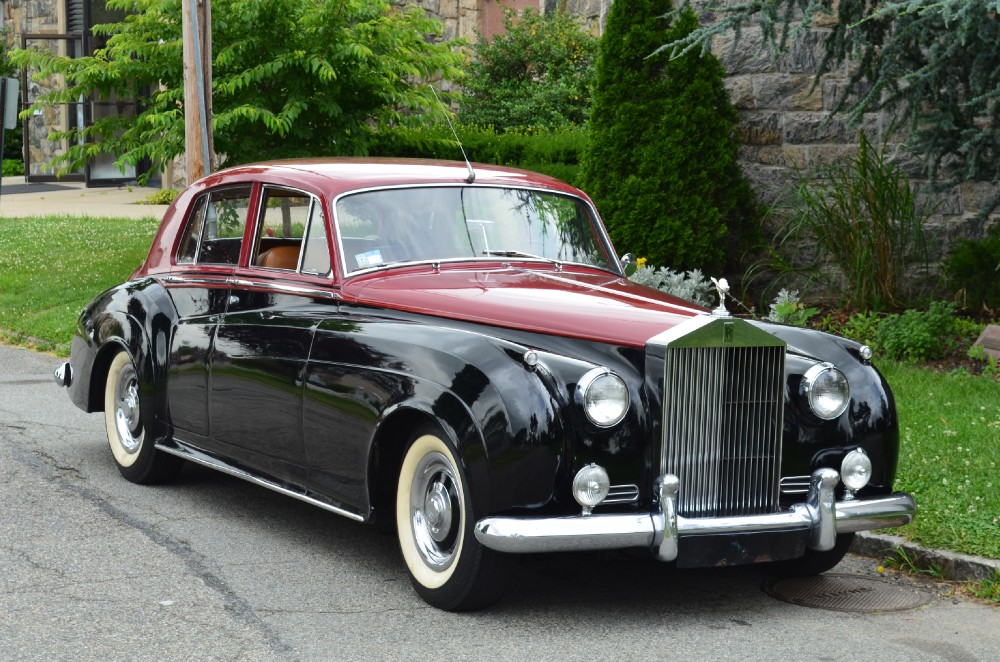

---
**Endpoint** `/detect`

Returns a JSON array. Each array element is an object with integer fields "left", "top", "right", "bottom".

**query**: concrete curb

[{"left": 853, "top": 532, "right": 999, "bottom": 582}]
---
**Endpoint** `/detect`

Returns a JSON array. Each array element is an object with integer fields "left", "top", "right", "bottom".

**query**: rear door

[{"left": 165, "top": 185, "right": 252, "bottom": 444}]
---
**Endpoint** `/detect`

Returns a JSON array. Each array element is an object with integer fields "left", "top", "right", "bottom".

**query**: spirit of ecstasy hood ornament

[{"left": 710, "top": 277, "right": 730, "bottom": 317}]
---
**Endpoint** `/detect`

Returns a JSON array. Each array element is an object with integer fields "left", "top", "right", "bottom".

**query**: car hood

[{"left": 342, "top": 265, "right": 707, "bottom": 348}]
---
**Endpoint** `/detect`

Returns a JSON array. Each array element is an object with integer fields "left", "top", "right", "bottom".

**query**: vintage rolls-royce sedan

[{"left": 54, "top": 158, "right": 915, "bottom": 610}]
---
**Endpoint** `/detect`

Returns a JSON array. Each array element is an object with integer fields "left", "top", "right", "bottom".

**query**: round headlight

[
  {"left": 577, "top": 368, "right": 630, "bottom": 427},
  {"left": 572, "top": 464, "right": 610, "bottom": 509},
  {"left": 801, "top": 362, "right": 850, "bottom": 420},
  {"left": 841, "top": 448, "right": 872, "bottom": 491}
]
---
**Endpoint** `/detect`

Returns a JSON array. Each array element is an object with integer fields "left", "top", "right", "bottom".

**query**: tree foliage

[
  {"left": 458, "top": 8, "right": 598, "bottom": 130},
  {"left": 665, "top": 0, "right": 1000, "bottom": 217},
  {"left": 9, "top": 0, "right": 462, "bottom": 180},
  {"left": 581, "top": 0, "right": 760, "bottom": 273}
]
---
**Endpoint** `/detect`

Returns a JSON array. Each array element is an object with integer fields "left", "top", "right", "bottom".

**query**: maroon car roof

[{"left": 197, "top": 157, "right": 583, "bottom": 198}]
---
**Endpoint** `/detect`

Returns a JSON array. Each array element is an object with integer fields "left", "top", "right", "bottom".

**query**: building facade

[{"left": 5, "top": 0, "right": 146, "bottom": 185}]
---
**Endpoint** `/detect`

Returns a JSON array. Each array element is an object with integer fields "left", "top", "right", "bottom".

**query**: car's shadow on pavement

[{"left": 162, "top": 461, "right": 814, "bottom": 617}]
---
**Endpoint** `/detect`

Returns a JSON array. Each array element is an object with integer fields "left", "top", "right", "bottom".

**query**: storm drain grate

[{"left": 765, "top": 574, "right": 931, "bottom": 613}]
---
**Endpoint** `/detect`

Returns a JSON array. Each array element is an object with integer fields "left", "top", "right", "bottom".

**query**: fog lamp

[
  {"left": 801, "top": 362, "right": 850, "bottom": 420},
  {"left": 572, "top": 464, "right": 610, "bottom": 515},
  {"left": 841, "top": 448, "right": 872, "bottom": 493},
  {"left": 577, "top": 368, "right": 629, "bottom": 428}
]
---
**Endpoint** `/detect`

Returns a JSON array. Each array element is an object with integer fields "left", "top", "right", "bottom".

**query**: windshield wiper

[{"left": 483, "top": 250, "right": 559, "bottom": 264}]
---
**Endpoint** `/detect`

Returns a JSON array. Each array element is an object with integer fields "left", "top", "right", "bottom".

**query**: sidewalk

[{"left": 0, "top": 176, "right": 170, "bottom": 220}]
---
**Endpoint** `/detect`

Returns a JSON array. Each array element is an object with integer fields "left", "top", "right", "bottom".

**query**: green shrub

[
  {"left": 581, "top": 1, "right": 761, "bottom": 274},
  {"left": 139, "top": 188, "right": 180, "bottom": 205},
  {"left": 944, "top": 221, "right": 1000, "bottom": 312},
  {"left": 877, "top": 301, "right": 957, "bottom": 362},
  {"left": 838, "top": 311, "right": 885, "bottom": 348},
  {"left": 370, "top": 124, "right": 587, "bottom": 186},
  {"left": 459, "top": 8, "right": 598, "bottom": 130},
  {"left": 2, "top": 158, "right": 23, "bottom": 176},
  {"left": 765, "top": 289, "right": 819, "bottom": 327},
  {"left": 777, "top": 132, "right": 930, "bottom": 311},
  {"left": 628, "top": 263, "right": 712, "bottom": 306}
]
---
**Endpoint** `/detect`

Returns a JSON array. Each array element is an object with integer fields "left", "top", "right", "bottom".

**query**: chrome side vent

[
  {"left": 603, "top": 484, "right": 640, "bottom": 505},
  {"left": 655, "top": 318, "right": 786, "bottom": 518},
  {"left": 779, "top": 475, "right": 811, "bottom": 496}
]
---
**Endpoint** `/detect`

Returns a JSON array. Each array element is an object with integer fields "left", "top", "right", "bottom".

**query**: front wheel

[
  {"left": 395, "top": 428, "right": 511, "bottom": 611},
  {"left": 103, "top": 349, "right": 183, "bottom": 484},
  {"left": 771, "top": 532, "right": 856, "bottom": 577}
]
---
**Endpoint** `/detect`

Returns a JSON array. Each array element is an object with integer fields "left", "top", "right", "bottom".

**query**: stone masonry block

[
  {"left": 960, "top": 181, "right": 1000, "bottom": 215},
  {"left": 714, "top": 28, "right": 775, "bottom": 75},
  {"left": 777, "top": 29, "right": 831, "bottom": 74},
  {"left": 783, "top": 112, "right": 848, "bottom": 144},
  {"left": 724, "top": 76, "right": 754, "bottom": 109},
  {"left": 740, "top": 145, "right": 807, "bottom": 169},
  {"left": 804, "top": 144, "right": 857, "bottom": 168},
  {"left": 789, "top": 74, "right": 824, "bottom": 111},
  {"left": 752, "top": 74, "right": 792, "bottom": 110},
  {"left": 737, "top": 111, "right": 782, "bottom": 145}
]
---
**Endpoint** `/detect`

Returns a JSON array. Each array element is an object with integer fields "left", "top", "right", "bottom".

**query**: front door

[{"left": 209, "top": 186, "right": 331, "bottom": 483}]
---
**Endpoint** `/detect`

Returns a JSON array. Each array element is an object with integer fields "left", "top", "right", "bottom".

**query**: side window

[
  {"left": 175, "top": 195, "right": 207, "bottom": 263},
  {"left": 254, "top": 188, "right": 310, "bottom": 271},
  {"left": 175, "top": 186, "right": 252, "bottom": 266},
  {"left": 300, "top": 204, "right": 331, "bottom": 275},
  {"left": 201, "top": 187, "right": 252, "bottom": 265}
]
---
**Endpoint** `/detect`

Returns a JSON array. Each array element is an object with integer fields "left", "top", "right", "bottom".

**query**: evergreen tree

[{"left": 581, "top": 0, "right": 759, "bottom": 274}]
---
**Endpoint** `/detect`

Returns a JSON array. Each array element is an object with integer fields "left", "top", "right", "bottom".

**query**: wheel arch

[{"left": 367, "top": 393, "right": 486, "bottom": 526}]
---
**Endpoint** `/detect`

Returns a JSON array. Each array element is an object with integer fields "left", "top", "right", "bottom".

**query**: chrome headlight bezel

[
  {"left": 576, "top": 368, "right": 630, "bottom": 428},
  {"left": 800, "top": 362, "right": 851, "bottom": 420}
]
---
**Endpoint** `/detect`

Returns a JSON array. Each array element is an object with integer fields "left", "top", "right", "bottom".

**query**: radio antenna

[{"left": 429, "top": 85, "right": 475, "bottom": 183}]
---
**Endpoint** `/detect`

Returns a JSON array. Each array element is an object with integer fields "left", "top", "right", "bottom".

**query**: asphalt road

[{"left": 2, "top": 343, "right": 999, "bottom": 661}]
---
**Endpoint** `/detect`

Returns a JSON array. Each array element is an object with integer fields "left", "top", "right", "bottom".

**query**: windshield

[{"left": 335, "top": 186, "right": 616, "bottom": 274}]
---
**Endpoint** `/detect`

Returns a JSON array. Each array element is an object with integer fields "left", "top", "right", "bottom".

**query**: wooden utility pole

[{"left": 182, "top": 0, "right": 214, "bottom": 181}]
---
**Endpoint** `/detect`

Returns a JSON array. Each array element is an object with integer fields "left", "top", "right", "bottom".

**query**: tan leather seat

[{"left": 257, "top": 245, "right": 300, "bottom": 270}]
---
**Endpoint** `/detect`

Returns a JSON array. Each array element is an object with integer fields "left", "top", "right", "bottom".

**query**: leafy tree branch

[{"left": 10, "top": 0, "right": 463, "bottom": 181}]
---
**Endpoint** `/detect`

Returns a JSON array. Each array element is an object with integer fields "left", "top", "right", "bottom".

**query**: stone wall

[
  {"left": 404, "top": 0, "right": 484, "bottom": 41},
  {"left": 692, "top": 1, "right": 992, "bottom": 264}
]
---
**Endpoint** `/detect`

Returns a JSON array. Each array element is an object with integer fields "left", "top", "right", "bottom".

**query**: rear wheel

[
  {"left": 104, "top": 349, "right": 183, "bottom": 484},
  {"left": 395, "top": 428, "right": 511, "bottom": 611}
]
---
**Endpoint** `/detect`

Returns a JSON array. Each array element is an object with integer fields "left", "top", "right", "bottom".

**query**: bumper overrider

[{"left": 474, "top": 468, "right": 916, "bottom": 561}]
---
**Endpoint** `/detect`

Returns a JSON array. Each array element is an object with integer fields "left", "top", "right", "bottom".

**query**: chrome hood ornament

[{"left": 710, "top": 277, "right": 730, "bottom": 317}]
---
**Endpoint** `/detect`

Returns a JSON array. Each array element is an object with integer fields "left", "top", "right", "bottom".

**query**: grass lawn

[
  {"left": 880, "top": 362, "right": 1000, "bottom": 560},
  {"left": 0, "top": 215, "right": 159, "bottom": 354},
  {"left": 1, "top": 214, "right": 997, "bottom": 564}
]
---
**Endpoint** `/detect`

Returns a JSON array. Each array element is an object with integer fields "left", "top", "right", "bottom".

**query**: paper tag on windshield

[{"left": 356, "top": 250, "right": 384, "bottom": 269}]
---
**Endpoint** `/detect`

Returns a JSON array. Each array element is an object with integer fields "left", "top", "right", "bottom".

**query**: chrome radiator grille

[{"left": 661, "top": 344, "right": 785, "bottom": 518}]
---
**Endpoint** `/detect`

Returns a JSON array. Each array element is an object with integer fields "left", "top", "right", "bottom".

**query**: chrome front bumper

[{"left": 474, "top": 468, "right": 916, "bottom": 561}]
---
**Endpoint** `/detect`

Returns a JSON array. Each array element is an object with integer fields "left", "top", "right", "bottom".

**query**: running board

[{"left": 155, "top": 439, "right": 366, "bottom": 523}]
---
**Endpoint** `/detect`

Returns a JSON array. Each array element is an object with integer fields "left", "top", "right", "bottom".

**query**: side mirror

[{"left": 620, "top": 253, "right": 637, "bottom": 277}]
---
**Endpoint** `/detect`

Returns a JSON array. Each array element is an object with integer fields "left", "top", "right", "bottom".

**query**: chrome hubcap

[
  {"left": 114, "top": 364, "right": 142, "bottom": 454},
  {"left": 424, "top": 481, "right": 453, "bottom": 542},
  {"left": 410, "top": 451, "right": 461, "bottom": 571}
]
